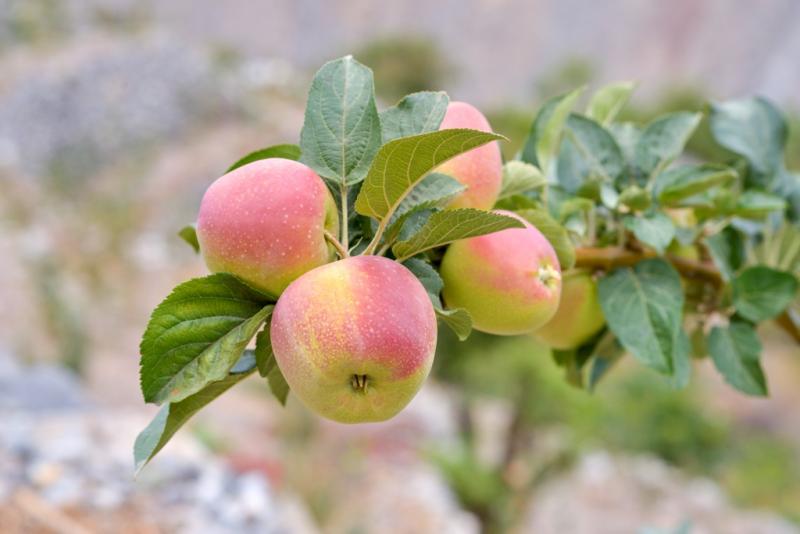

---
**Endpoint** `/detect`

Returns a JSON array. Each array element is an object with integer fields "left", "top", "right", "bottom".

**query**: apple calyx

[
  {"left": 537, "top": 264, "right": 562, "bottom": 290},
  {"left": 350, "top": 374, "right": 369, "bottom": 393}
]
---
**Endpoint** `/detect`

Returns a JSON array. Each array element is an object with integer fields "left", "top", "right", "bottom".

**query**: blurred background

[{"left": 1, "top": 1, "right": 799, "bottom": 532}]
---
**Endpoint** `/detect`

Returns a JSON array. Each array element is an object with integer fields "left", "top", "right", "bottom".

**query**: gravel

[
  {"left": 0, "top": 349, "right": 315, "bottom": 533},
  {"left": 521, "top": 451, "right": 800, "bottom": 534},
  {"left": 0, "top": 35, "right": 226, "bottom": 183}
]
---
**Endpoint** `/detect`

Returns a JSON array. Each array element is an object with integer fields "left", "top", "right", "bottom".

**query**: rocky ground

[
  {"left": 0, "top": 350, "right": 317, "bottom": 533},
  {"left": 3, "top": 348, "right": 799, "bottom": 533}
]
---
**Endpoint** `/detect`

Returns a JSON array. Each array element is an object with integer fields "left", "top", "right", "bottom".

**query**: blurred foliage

[
  {"left": 2, "top": 0, "right": 151, "bottom": 48},
  {"left": 4, "top": 0, "right": 69, "bottom": 47},
  {"left": 485, "top": 107, "right": 534, "bottom": 160},
  {"left": 432, "top": 446, "right": 512, "bottom": 530},
  {"left": 489, "top": 59, "right": 594, "bottom": 160},
  {"left": 488, "top": 86, "right": 800, "bottom": 165},
  {"left": 535, "top": 58, "right": 594, "bottom": 100},
  {"left": 574, "top": 371, "right": 729, "bottom": 471},
  {"left": 356, "top": 35, "right": 454, "bottom": 103},
  {"left": 723, "top": 437, "right": 800, "bottom": 523},
  {"left": 433, "top": 330, "right": 800, "bottom": 524},
  {"left": 90, "top": 4, "right": 152, "bottom": 35},
  {"left": 618, "top": 87, "right": 800, "bottom": 170},
  {"left": 32, "top": 258, "right": 88, "bottom": 375}
]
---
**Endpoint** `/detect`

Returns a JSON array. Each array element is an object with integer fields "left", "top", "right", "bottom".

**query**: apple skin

[
  {"left": 534, "top": 269, "right": 605, "bottom": 350},
  {"left": 270, "top": 255, "right": 437, "bottom": 424},
  {"left": 440, "top": 210, "right": 562, "bottom": 335},
  {"left": 435, "top": 101, "right": 503, "bottom": 209},
  {"left": 196, "top": 158, "right": 338, "bottom": 297}
]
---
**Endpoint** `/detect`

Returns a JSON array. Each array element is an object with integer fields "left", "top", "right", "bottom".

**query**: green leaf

[
  {"left": 734, "top": 191, "right": 787, "bottom": 219},
  {"left": 253, "top": 319, "right": 290, "bottom": 405},
  {"left": 520, "top": 87, "right": 584, "bottom": 171},
  {"left": 380, "top": 173, "right": 465, "bottom": 249},
  {"left": 618, "top": 185, "right": 650, "bottom": 211},
  {"left": 704, "top": 227, "right": 745, "bottom": 281},
  {"left": 403, "top": 258, "right": 443, "bottom": 306},
  {"left": 671, "top": 329, "right": 692, "bottom": 390},
  {"left": 139, "top": 274, "right": 273, "bottom": 404},
  {"left": 586, "top": 81, "right": 636, "bottom": 125},
  {"left": 384, "top": 209, "right": 433, "bottom": 249},
  {"left": 514, "top": 208, "right": 576, "bottom": 269},
  {"left": 708, "top": 321, "right": 767, "bottom": 396},
  {"left": 610, "top": 122, "right": 642, "bottom": 165},
  {"left": 267, "top": 365, "right": 290, "bottom": 405},
  {"left": 226, "top": 144, "right": 301, "bottom": 173},
  {"left": 436, "top": 307, "right": 473, "bottom": 341},
  {"left": 751, "top": 223, "right": 800, "bottom": 274},
  {"left": 558, "top": 113, "right": 625, "bottom": 192},
  {"left": 499, "top": 160, "right": 546, "bottom": 199},
  {"left": 494, "top": 193, "right": 541, "bottom": 212},
  {"left": 552, "top": 334, "right": 609, "bottom": 389},
  {"left": 253, "top": 324, "right": 275, "bottom": 378},
  {"left": 655, "top": 164, "right": 738, "bottom": 205},
  {"left": 389, "top": 173, "right": 465, "bottom": 227},
  {"left": 732, "top": 266, "right": 798, "bottom": 322},
  {"left": 555, "top": 137, "right": 590, "bottom": 193},
  {"left": 600, "top": 183, "right": 620, "bottom": 209},
  {"left": 393, "top": 209, "right": 523, "bottom": 262},
  {"left": 355, "top": 128, "right": 505, "bottom": 220},
  {"left": 380, "top": 91, "right": 449, "bottom": 142},
  {"left": 404, "top": 258, "right": 473, "bottom": 340},
  {"left": 635, "top": 112, "right": 702, "bottom": 179},
  {"left": 553, "top": 194, "right": 593, "bottom": 221},
  {"left": 178, "top": 225, "right": 199, "bottom": 253},
  {"left": 134, "top": 351, "right": 257, "bottom": 474},
  {"left": 774, "top": 166, "right": 800, "bottom": 220},
  {"left": 299, "top": 56, "right": 382, "bottom": 185},
  {"left": 588, "top": 333, "right": 625, "bottom": 390},
  {"left": 598, "top": 259, "right": 684, "bottom": 374},
  {"left": 623, "top": 212, "right": 675, "bottom": 254},
  {"left": 709, "top": 97, "right": 787, "bottom": 179}
]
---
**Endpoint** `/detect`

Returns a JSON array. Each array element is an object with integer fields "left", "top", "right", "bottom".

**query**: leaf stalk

[{"left": 324, "top": 230, "right": 349, "bottom": 259}]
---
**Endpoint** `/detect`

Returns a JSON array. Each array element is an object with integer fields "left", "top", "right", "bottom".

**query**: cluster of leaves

[
  {"left": 136, "top": 55, "right": 523, "bottom": 470},
  {"left": 501, "top": 83, "right": 799, "bottom": 395},
  {"left": 134, "top": 55, "right": 800, "bottom": 472}
]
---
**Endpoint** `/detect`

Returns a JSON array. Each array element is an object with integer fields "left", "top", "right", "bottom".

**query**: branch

[
  {"left": 574, "top": 246, "right": 800, "bottom": 343},
  {"left": 776, "top": 311, "right": 800, "bottom": 344},
  {"left": 574, "top": 247, "right": 723, "bottom": 287}
]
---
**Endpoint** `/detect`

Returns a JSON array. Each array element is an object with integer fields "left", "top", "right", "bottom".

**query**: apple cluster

[{"left": 194, "top": 102, "right": 604, "bottom": 423}]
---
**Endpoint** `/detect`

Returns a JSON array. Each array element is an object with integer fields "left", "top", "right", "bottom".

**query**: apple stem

[
  {"left": 363, "top": 219, "right": 387, "bottom": 256},
  {"left": 324, "top": 230, "right": 349, "bottom": 259}
]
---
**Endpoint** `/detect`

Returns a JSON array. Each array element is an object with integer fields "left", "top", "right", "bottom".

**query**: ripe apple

[
  {"left": 535, "top": 269, "right": 605, "bottom": 350},
  {"left": 440, "top": 210, "right": 562, "bottom": 335},
  {"left": 270, "top": 256, "right": 437, "bottom": 423},
  {"left": 196, "top": 158, "right": 338, "bottom": 297},
  {"left": 435, "top": 101, "right": 503, "bottom": 209}
]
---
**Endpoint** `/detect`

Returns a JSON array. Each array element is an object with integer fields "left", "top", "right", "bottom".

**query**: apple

[
  {"left": 435, "top": 101, "right": 503, "bottom": 209},
  {"left": 196, "top": 158, "right": 338, "bottom": 297},
  {"left": 270, "top": 255, "right": 437, "bottom": 423},
  {"left": 440, "top": 210, "right": 562, "bottom": 335},
  {"left": 534, "top": 269, "right": 605, "bottom": 350},
  {"left": 667, "top": 241, "right": 700, "bottom": 261}
]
